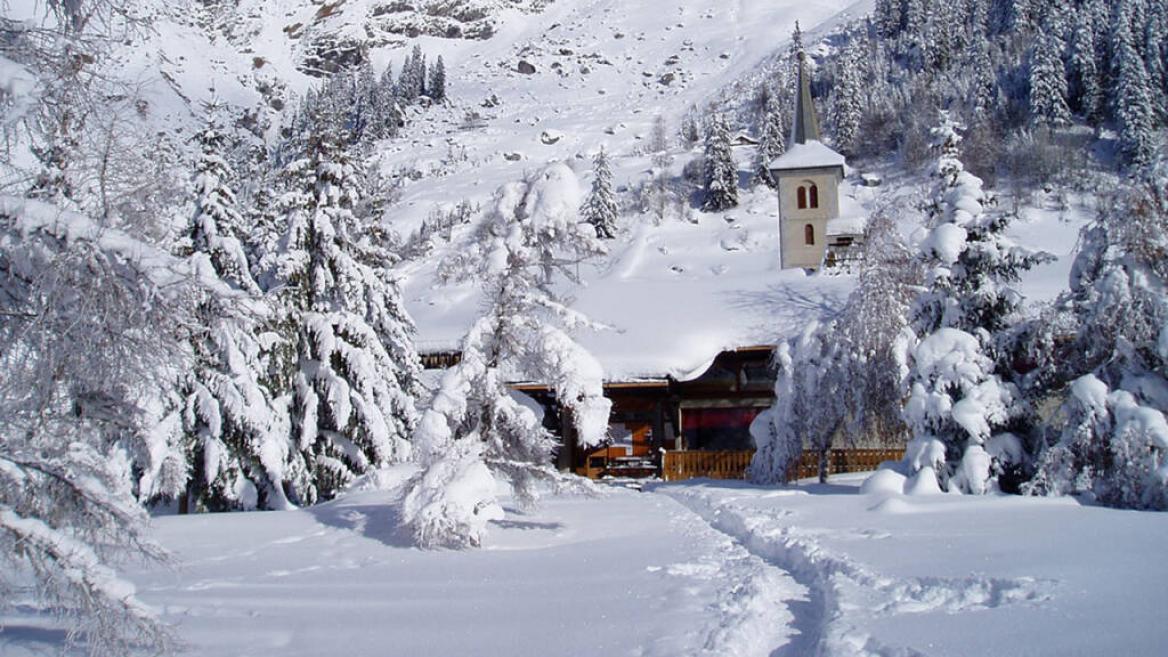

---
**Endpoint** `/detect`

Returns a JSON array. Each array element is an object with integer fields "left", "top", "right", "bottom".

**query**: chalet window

[
  {"left": 681, "top": 407, "right": 763, "bottom": 451},
  {"left": 797, "top": 186, "right": 807, "bottom": 209},
  {"left": 804, "top": 223, "right": 815, "bottom": 245},
  {"left": 809, "top": 183, "right": 819, "bottom": 208}
]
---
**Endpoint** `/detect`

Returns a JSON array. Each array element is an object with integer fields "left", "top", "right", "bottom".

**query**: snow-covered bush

[
  {"left": 1027, "top": 165, "right": 1168, "bottom": 508},
  {"left": 402, "top": 163, "right": 611, "bottom": 548}
]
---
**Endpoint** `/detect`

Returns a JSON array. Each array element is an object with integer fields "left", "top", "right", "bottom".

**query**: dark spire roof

[{"left": 791, "top": 51, "right": 820, "bottom": 146}]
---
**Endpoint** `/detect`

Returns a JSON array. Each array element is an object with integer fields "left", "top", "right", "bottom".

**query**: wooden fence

[
  {"left": 786, "top": 448, "right": 904, "bottom": 481},
  {"left": 662, "top": 450, "right": 755, "bottom": 481},
  {"left": 661, "top": 448, "right": 903, "bottom": 482}
]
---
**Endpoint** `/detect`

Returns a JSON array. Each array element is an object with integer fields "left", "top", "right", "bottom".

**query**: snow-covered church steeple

[
  {"left": 768, "top": 48, "right": 848, "bottom": 270},
  {"left": 791, "top": 50, "right": 821, "bottom": 146}
]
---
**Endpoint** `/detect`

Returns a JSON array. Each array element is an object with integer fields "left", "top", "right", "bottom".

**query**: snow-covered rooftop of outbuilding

[
  {"left": 768, "top": 139, "right": 846, "bottom": 172},
  {"left": 827, "top": 190, "right": 868, "bottom": 236}
]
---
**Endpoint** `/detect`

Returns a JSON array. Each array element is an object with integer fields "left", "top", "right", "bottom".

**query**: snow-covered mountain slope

[
  {"left": 113, "top": 0, "right": 1079, "bottom": 382},
  {"left": 372, "top": 0, "right": 880, "bottom": 380}
]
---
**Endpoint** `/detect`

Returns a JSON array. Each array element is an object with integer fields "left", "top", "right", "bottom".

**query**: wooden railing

[
  {"left": 661, "top": 448, "right": 904, "bottom": 482},
  {"left": 786, "top": 448, "right": 904, "bottom": 481},
  {"left": 662, "top": 450, "right": 755, "bottom": 481}
]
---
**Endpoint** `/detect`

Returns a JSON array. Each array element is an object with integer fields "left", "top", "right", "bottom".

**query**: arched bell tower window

[
  {"left": 804, "top": 224, "right": 815, "bottom": 245},
  {"left": 796, "top": 182, "right": 820, "bottom": 210}
]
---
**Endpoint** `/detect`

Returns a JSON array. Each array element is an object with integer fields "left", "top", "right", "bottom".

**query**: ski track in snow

[{"left": 656, "top": 486, "right": 1055, "bottom": 657}]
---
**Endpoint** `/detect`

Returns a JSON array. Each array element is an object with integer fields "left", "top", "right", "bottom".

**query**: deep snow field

[{"left": 5, "top": 470, "right": 1166, "bottom": 657}]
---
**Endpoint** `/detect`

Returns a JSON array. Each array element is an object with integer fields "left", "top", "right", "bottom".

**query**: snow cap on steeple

[{"left": 791, "top": 50, "right": 820, "bottom": 146}]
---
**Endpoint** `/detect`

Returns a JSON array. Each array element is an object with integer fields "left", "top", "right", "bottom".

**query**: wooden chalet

[{"left": 420, "top": 346, "right": 776, "bottom": 480}]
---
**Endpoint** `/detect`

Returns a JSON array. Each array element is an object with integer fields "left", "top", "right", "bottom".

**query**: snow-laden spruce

[
  {"left": 581, "top": 147, "right": 618, "bottom": 238},
  {"left": 868, "top": 114, "right": 1049, "bottom": 495},
  {"left": 753, "top": 91, "right": 785, "bottom": 189},
  {"left": 1027, "top": 165, "right": 1168, "bottom": 509},
  {"left": 177, "top": 105, "right": 300, "bottom": 511},
  {"left": 402, "top": 163, "right": 611, "bottom": 549},
  {"left": 702, "top": 112, "right": 738, "bottom": 212},
  {"left": 275, "top": 111, "right": 421, "bottom": 503},
  {"left": 1029, "top": 26, "right": 1071, "bottom": 129}
]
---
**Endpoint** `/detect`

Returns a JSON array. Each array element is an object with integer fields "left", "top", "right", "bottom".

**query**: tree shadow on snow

[
  {"left": 492, "top": 506, "right": 564, "bottom": 532},
  {"left": 490, "top": 519, "right": 564, "bottom": 531},
  {"left": 304, "top": 498, "right": 416, "bottom": 549},
  {"left": 649, "top": 479, "right": 858, "bottom": 497},
  {"left": 0, "top": 622, "right": 73, "bottom": 656}
]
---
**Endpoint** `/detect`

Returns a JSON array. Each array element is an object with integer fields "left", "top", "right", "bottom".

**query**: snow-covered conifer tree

[
  {"left": 581, "top": 148, "right": 618, "bottom": 238},
  {"left": 902, "top": 0, "right": 926, "bottom": 40},
  {"left": 753, "top": 93, "right": 786, "bottom": 189},
  {"left": 874, "top": 0, "right": 901, "bottom": 39},
  {"left": 398, "top": 44, "right": 426, "bottom": 101},
  {"left": 790, "top": 20, "right": 805, "bottom": 56},
  {"left": 1112, "top": 19, "right": 1158, "bottom": 168},
  {"left": 891, "top": 113, "right": 1050, "bottom": 494},
  {"left": 1068, "top": 13, "right": 1104, "bottom": 123},
  {"left": 429, "top": 55, "right": 447, "bottom": 102},
  {"left": 402, "top": 164, "right": 611, "bottom": 549},
  {"left": 275, "top": 105, "right": 421, "bottom": 502},
  {"left": 178, "top": 104, "right": 297, "bottom": 512},
  {"left": 701, "top": 112, "right": 738, "bottom": 212},
  {"left": 1029, "top": 28, "right": 1072, "bottom": 129},
  {"left": 187, "top": 104, "right": 258, "bottom": 294},
  {"left": 969, "top": 37, "right": 998, "bottom": 121},
  {"left": 832, "top": 41, "right": 864, "bottom": 155},
  {"left": 1028, "top": 165, "right": 1168, "bottom": 509}
]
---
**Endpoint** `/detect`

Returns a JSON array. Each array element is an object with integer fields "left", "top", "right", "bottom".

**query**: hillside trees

[
  {"left": 581, "top": 148, "right": 618, "bottom": 238},
  {"left": 754, "top": 90, "right": 786, "bottom": 188},
  {"left": 402, "top": 164, "right": 611, "bottom": 548},
  {"left": 1112, "top": 16, "right": 1159, "bottom": 168},
  {"left": 814, "top": 0, "right": 1166, "bottom": 176},
  {"left": 702, "top": 113, "right": 738, "bottom": 211},
  {"left": 832, "top": 40, "right": 864, "bottom": 155},
  {"left": 1029, "top": 27, "right": 1072, "bottom": 129},
  {"left": 429, "top": 55, "right": 447, "bottom": 102}
]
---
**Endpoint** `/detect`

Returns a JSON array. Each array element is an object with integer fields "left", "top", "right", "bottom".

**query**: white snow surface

[{"left": 5, "top": 474, "right": 1167, "bottom": 656}]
